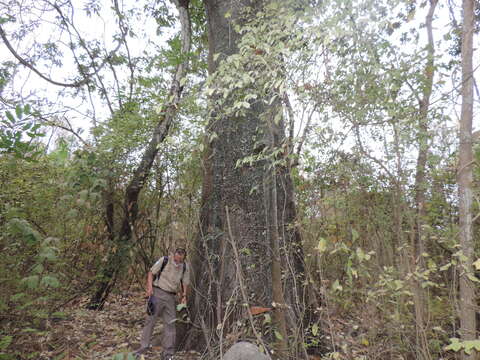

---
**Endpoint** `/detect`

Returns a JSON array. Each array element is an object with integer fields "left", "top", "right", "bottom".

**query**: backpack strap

[
  {"left": 180, "top": 262, "right": 186, "bottom": 294},
  {"left": 153, "top": 256, "right": 169, "bottom": 283},
  {"left": 161, "top": 256, "right": 169, "bottom": 273}
]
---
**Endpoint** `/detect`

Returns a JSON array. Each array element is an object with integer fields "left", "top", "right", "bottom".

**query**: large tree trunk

[
  {"left": 184, "top": 0, "right": 303, "bottom": 355},
  {"left": 87, "top": 0, "right": 192, "bottom": 310},
  {"left": 458, "top": 0, "right": 476, "bottom": 358}
]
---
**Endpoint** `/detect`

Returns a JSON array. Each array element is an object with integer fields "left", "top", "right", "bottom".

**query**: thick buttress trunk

[{"left": 184, "top": 0, "right": 303, "bottom": 354}]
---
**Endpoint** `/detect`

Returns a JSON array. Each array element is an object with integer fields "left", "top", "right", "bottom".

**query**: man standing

[{"left": 134, "top": 248, "right": 190, "bottom": 360}]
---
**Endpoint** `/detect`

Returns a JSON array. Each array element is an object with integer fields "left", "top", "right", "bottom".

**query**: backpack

[{"left": 153, "top": 256, "right": 187, "bottom": 291}]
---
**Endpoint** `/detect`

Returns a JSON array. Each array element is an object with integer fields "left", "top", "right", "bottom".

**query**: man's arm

[
  {"left": 181, "top": 284, "right": 189, "bottom": 304},
  {"left": 180, "top": 262, "right": 190, "bottom": 304},
  {"left": 146, "top": 271, "right": 153, "bottom": 297}
]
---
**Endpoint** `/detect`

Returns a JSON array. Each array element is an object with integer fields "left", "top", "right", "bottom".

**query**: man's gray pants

[{"left": 140, "top": 287, "right": 176, "bottom": 356}]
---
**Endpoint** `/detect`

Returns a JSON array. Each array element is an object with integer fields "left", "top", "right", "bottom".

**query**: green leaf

[
  {"left": 356, "top": 247, "right": 365, "bottom": 261},
  {"left": 466, "top": 274, "right": 480, "bottom": 283},
  {"left": 351, "top": 228, "right": 359, "bottom": 241},
  {"left": 15, "top": 105, "right": 22, "bottom": 120},
  {"left": 32, "top": 263, "right": 44, "bottom": 274},
  {"left": 5, "top": 111, "right": 15, "bottom": 124},
  {"left": 316, "top": 238, "right": 327, "bottom": 253},
  {"left": 51, "top": 311, "right": 67, "bottom": 319},
  {"left": 79, "top": 189, "right": 89, "bottom": 201},
  {"left": 0, "top": 352, "right": 16, "bottom": 360},
  {"left": 19, "top": 301, "right": 34, "bottom": 310},
  {"left": 0, "top": 336, "right": 12, "bottom": 351},
  {"left": 440, "top": 263, "right": 452, "bottom": 271},
  {"left": 39, "top": 247, "right": 57, "bottom": 262},
  {"left": 392, "top": 280, "right": 403, "bottom": 290},
  {"left": 176, "top": 303, "right": 187, "bottom": 311},
  {"left": 332, "top": 279, "right": 343, "bottom": 292},
  {"left": 0, "top": 17, "right": 11, "bottom": 25},
  {"left": 42, "top": 237, "right": 59, "bottom": 246},
  {"left": 8, "top": 218, "right": 42, "bottom": 243},
  {"left": 472, "top": 259, "right": 480, "bottom": 270},
  {"left": 274, "top": 330, "right": 283, "bottom": 340},
  {"left": 445, "top": 338, "right": 462, "bottom": 352},
  {"left": 66, "top": 209, "right": 79, "bottom": 218},
  {"left": 312, "top": 323, "right": 319, "bottom": 336},
  {"left": 41, "top": 275, "right": 60, "bottom": 288},
  {"left": 421, "top": 281, "right": 437, "bottom": 289},
  {"left": 22, "top": 275, "right": 40, "bottom": 289},
  {"left": 273, "top": 111, "right": 282, "bottom": 125},
  {"left": 464, "top": 340, "right": 480, "bottom": 353},
  {"left": 10, "top": 293, "right": 26, "bottom": 302},
  {"left": 0, "top": 299, "right": 7, "bottom": 313}
]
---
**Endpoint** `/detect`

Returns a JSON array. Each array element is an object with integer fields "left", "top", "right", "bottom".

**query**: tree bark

[
  {"left": 266, "top": 164, "right": 289, "bottom": 357},
  {"left": 87, "top": 0, "right": 192, "bottom": 310},
  {"left": 412, "top": 1, "right": 437, "bottom": 358},
  {"left": 184, "top": 0, "right": 303, "bottom": 355},
  {"left": 458, "top": 0, "right": 476, "bottom": 358}
]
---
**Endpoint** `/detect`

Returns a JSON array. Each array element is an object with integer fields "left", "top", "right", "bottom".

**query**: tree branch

[{"left": 0, "top": 25, "right": 89, "bottom": 88}]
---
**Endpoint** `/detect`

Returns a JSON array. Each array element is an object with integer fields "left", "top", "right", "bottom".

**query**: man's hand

[
  {"left": 178, "top": 292, "right": 187, "bottom": 304},
  {"left": 146, "top": 287, "right": 153, "bottom": 297}
]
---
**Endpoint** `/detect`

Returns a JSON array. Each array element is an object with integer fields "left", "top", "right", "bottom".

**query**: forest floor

[
  {"left": 15, "top": 287, "right": 200, "bottom": 360},
  {"left": 10, "top": 287, "right": 372, "bottom": 360}
]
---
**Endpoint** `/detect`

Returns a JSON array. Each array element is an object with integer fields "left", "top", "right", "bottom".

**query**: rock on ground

[{"left": 222, "top": 342, "right": 271, "bottom": 360}]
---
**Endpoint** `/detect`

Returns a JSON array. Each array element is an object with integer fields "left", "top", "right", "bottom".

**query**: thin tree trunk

[
  {"left": 412, "top": 1, "right": 437, "bottom": 358},
  {"left": 458, "top": 0, "right": 476, "bottom": 358},
  {"left": 87, "top": 0, "right": 192, "bottom": 310},
  {"left": 266, "top": 146, "right": 288, "bottom": 357},
  {"left": 105, "top": 176, "right": 115, "bottom": 244}
]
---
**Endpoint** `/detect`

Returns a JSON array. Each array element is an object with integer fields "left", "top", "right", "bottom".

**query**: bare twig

[{"left": 0, "top": 25, "right": 89, "bottom": 88}]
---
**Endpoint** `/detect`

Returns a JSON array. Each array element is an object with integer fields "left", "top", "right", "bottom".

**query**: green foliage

[
  {"left": 0, "top": 337, "right": 12, "bottom": 351},
  {"left": 111, "top": 353, "right": 136, "bottom": 360},
  {"left": 445, "top": 338, "right": 480, "bottom": 355},
  {"left": 7, "top": 218, "right": 42, "bottom": 244},
  {"left": 0, "top": 104, "right": 44, "bottom": 160},
  {"left": 0, "top": 354, "right": 15, "bottom": 360},
  {"left": 7, "top": 218, "right": 61, "bottom": 292},
  {"left": 0, "top": 145, "right": 86, "bottom": 357}
]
